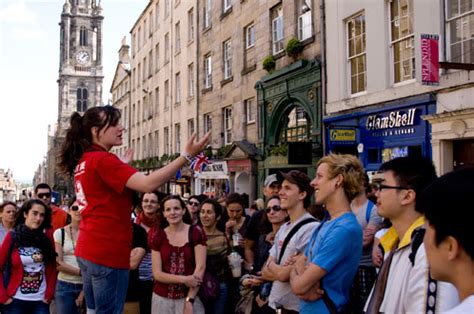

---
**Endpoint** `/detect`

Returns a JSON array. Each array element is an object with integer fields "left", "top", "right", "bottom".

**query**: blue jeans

[
  {"left": 77, "top": 257, "right": 129, "bottom": 314},
  {"left": 55, "top": 280, "right": 83, "bottom": 314},
  {"left": 3, "top": 299, "right": 49, "bottom": 314},
  {"left": 213, "top": 282, "right": 228, "bottom": 314}
]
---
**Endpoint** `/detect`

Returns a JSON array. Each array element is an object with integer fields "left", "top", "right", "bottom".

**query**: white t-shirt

[
  {"left": 444, "top": 295, "right": 474, "bottom": 313},
  {"left": 268, "top": 212, "right": 319, "bottom": 311},
  {"left": 14, "top": 246, "right": 47, "bottom": 301},
  {"left": 53, "top": 227, "right": 82, "bottom": 284}
]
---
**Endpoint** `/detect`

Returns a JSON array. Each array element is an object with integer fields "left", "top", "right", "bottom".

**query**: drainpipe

[{"left": 320, "top": 0, "right": 327, "bottom": 155}]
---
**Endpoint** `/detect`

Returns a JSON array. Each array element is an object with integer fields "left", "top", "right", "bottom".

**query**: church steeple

[{"left": 57, "top": 0, "right": 104, "bottom": 134}]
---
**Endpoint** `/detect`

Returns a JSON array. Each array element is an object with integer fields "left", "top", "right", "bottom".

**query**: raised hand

[
  {"left": 119, "top": 148, "right": 134, "bottom": 164},
  {"left": 184, "top": 132, "right": 211, "bottom": 157}
]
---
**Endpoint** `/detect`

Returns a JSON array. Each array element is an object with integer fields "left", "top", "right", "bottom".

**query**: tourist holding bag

[{"left": 198, "top": 198, "right": 232, "bottom": 314}]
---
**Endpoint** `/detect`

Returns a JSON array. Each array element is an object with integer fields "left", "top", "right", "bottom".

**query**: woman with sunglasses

[
  {"left": 186, "top": 195, "right": 202, "bottom": 225},
  {"left": 0, "top": 199, "right": 57, "bottom": 313},
  {"left": 240, "top": 195, "right": 288, "bottom": 313},
  {"left": 0, "top": 202, "right": 17, "bottom": 244},
  {"left": 136, "top": 191, "right": 166, "bottom": 314},
  {"left": 54, "top": 197, "right": 84, "bottom": 314},
  {"left": 199, "top": 198, "right": 231, "bottom": 314},
  {"left": 58, "top": 106, "right": 209, "bottom": 313}
]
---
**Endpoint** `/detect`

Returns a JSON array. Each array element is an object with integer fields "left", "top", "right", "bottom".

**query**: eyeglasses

[
  {"left": 70, "top": 205, "right": 79, "bottom": 211},
  {"left": 143, "top": 199, "right": 158, "bottom": 204},
  {"left": 188, "top": 201, "right": 200, "bottom": 207},
  {"left": 37, "top": 193, "right": 51, "bottom": 199},
  {"left": 374, "top": 182, "right": 410, "bottom": 191},
  {"left": 265, "top": 205, "right": 282, "bottom": 214}
]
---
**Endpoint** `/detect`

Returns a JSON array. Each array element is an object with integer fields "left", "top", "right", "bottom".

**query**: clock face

[{"left": 75, "top": 51, "right": 90, "bottom": 65}]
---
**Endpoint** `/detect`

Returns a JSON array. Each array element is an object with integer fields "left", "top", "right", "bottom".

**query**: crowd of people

[{"left": 0, "top": 106, "right": 472, "bottom": 314}]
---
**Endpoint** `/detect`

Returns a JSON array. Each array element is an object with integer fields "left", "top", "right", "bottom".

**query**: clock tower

[{"left": 57, "top": 0, "right": 104, "bottom": 134}]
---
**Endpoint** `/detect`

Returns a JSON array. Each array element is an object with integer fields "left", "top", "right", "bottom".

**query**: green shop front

[{"left": 255, "top": 59, "right": 323, "bottom": 193}]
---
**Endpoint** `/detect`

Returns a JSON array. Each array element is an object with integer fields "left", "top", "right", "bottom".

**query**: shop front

[
  {"left": 324, "top": 94, "right": 436, "bottom": 171},
  {"left": 224, "top": 140, "right": 260, "bottom": 204},
  {"left": 256, "top": 59, "right": 323, "bottom": 196},
  {"left": 194, "top": 161, "right": 229, "bottom": 200}
]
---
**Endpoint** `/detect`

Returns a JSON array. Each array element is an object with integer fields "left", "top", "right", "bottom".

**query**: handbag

[
  {"left": 235, "top": 287, "right": 254, "bottom": 314},
  {"left": 188, "top": 225, "right": 220, "bottom": 301}
]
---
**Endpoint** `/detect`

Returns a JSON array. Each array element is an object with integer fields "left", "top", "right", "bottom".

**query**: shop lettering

[{"left": 366, "top": 108, "right": 416, "bottom": 131}]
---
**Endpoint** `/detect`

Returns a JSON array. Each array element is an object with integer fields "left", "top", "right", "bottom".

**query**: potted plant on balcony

[
  {"left": 262, "top": 55, "right": 276, "bottom": 73},
  {"left": 285, "top": 37, "right": 303, "bottom": 60}
]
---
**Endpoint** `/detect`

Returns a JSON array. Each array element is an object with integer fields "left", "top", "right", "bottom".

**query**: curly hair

[
  {"left": 317, "top": 154, "right": 365, "bottom": 201},
  {"left": 14, "top": 199, "right": 52, "bottom": 230}
]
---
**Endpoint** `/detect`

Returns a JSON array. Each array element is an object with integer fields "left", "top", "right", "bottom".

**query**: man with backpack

[
  {"left": 349, "top": 174, "right": 382, "bottom": 312},
  {"left": 261, "top": 170, "right": 318, "bottom": 313},
  {"left": 365, "top": 157, "right": 459, "bottom": 313}
]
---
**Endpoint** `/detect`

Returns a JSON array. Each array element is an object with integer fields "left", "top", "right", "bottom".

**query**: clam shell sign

[{"left": 421, "top": 34, "right": 439, "bottom": 86}]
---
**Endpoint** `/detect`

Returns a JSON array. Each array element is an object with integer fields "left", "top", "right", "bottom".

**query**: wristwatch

[{"left": 185, "top": 296, "right": 195, "bottom": 304}]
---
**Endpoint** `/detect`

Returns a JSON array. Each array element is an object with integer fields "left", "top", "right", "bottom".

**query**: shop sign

[
  {"left": 366, "top": 108, "right": 417, "bottom": 131},
  {"left": 330, "top": 129, "right": 356, "bottom": 142},
  {"left": 195, "top": 161, "right": 229, "bottom": 179},
  {"left": 421, "top": 34, "right": 439, "bottom": 86}
]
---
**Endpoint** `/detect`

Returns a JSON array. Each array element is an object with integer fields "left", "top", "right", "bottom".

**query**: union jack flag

[{"left": 190, "top": 153, "right": 210, "bottom": 173}]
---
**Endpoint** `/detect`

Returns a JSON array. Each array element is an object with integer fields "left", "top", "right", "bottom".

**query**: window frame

[
  {"left": 346, "top": 12, "right": 367, "bottom": 95},
  {"left": 272, "top": 7, "right": 284, "bottom": 55},
  {"left": 223, "top": 106, "right": 233, "bottom": 145},
  {"left": 245, "top": 23, "right": 255, "bottom": 49},
  {"left": 223, "top": 39, "right": 232, "bottom": 79}
]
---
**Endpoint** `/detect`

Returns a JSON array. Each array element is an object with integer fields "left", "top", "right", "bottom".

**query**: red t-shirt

[
  {"left": 51, "top": 205, "right": 68, "bottom": 231},
  {"left": 74, "top": 146, "right": 137, "bottom": 269},
  {"left": 148, "top": 225, "right": 207, "bottom": 299}
]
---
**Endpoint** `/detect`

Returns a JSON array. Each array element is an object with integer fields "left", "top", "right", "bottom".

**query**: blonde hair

[{"left": 317, "top": 154, "right": 365, "bottom": 201}]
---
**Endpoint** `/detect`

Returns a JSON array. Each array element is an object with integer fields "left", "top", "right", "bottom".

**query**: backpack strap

[
  {"left": 409, "top": 228, "right": 425, "bottom": 266},
  {"left": 365, "top": 200, "right": 375, "bottom": 223},
  {"left": 278, "top": 218, "right": 316, "bottom": 264},
  {"left": 61, "top": 227, "right": 65, "bottom": 248},
  {"left": 409, "top": 227, "right": 438, "bottom": 313}
]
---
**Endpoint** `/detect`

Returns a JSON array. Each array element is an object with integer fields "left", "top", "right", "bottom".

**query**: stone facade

[{"left": 324, "top": 0, "right": 474, "bottom": 174}]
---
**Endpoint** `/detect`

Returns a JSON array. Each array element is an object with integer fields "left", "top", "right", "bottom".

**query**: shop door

[{"left": 453, "top": 140, "right": 474, "bottom": 170}]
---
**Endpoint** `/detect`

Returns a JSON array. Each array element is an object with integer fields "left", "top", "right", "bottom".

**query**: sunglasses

[
  {"left": 265, "top": 205, "right": 282, "bottom": 214},
  {"left": 188, "top": 201, "right": 200, "bottom": 207},
  {"left": 70, "top": 205, "right": 79, "bottom": 211},
  {"left": 37, "top": 193, "right": 52, "bottom": 199}
]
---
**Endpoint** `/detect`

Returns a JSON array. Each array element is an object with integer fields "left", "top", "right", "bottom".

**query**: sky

[{"left": 0, "top": 0, "right": 147, "bottom": 183}]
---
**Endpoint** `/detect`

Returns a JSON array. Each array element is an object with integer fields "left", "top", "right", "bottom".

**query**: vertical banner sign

[{"left": 421, "top": 34, "right": 439, "bottom": 86}]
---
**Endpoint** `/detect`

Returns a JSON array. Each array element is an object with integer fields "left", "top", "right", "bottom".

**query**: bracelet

[{"left": 180, "top": 151, "right": 193, "bottom": 163}]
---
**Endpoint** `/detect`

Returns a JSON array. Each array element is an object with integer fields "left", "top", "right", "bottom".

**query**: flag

[
  {"left": 225, "top": 179, "right": 230, "bottom": 194},
  {"left": 190, "top": 153, "right": 210, "bottom": 173}
]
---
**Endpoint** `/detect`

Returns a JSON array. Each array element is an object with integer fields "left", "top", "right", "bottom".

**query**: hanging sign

[{"left": 421, "top": 34, "right": 439, "bottom": 86}]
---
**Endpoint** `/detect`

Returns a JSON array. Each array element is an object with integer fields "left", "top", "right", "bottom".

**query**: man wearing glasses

[
  {"left": 34, "top": 183, "right": 69, "bottom": 231},
  {"left": 365, "top": 157, "right": 459, "bottom": 313}
]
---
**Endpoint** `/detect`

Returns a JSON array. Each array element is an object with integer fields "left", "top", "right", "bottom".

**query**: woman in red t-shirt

[
  {"left": 58, "top": 106, "right": 209, "bottom": 314},
  {"left": 149, "top": 195, "right": 207, "bottom": 314}
]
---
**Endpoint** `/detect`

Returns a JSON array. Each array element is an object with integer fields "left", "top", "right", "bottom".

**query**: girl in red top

[
  {"left": 58, "top": 106, "right": 209, "bottom": 314},
  {"left": 0, "top": 199, "right": 57, "bottom": 314},
  {"left": 149, "top": 195, "right": 207, "bottom": 314}
]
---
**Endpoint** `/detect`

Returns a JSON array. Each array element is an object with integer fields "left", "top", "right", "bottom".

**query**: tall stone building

[
  {"left": 323, "top": 0, "right": 474, "bottom": 175},
  {"left": 45, "top": 0, "right": 104, "bottom": 197}
]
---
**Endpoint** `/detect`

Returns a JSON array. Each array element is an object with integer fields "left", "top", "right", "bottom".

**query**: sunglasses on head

[
  {"left": 70, "top": 205, "right": 79, "bottom": 211},
  {"left": 265, "top": 205, "right": 282, "bottom": 214},
  {"left": 37, "top": 193, "right": 51, "bottom": 199},
  {"left": 188, "top": 201, "right": 200, "bottom": 207}
]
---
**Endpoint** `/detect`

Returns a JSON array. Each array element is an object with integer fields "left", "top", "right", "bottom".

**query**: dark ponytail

[{"left": 58, "top": 106, "right": 121, "bottom": 175}]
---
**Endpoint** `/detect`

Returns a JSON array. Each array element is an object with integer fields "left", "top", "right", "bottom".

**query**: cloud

[{"left": 0, "top": 2, "right": 38, "bottom": 25}]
